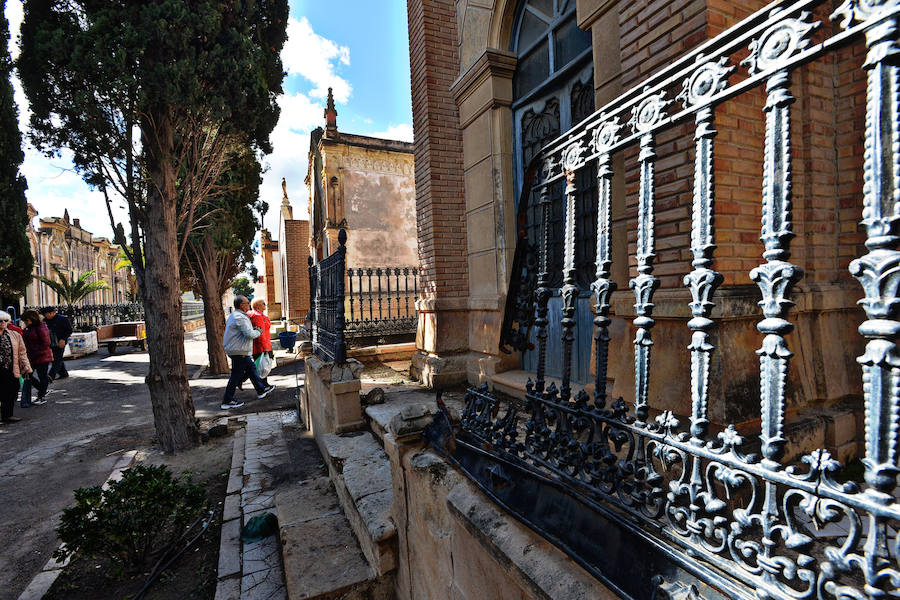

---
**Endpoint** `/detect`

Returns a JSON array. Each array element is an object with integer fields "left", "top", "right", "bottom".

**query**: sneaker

[
  {"left": 32, "top": 398, "right": 47, "bottom": 406},
  {"left": 257, "top": 385, "right": 276, "bottom": 399},
  {"left": 220, "top": 400, "right": 245, "bottom": 410}
]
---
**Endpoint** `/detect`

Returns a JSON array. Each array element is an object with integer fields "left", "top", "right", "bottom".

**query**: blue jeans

[{"left": 222, "top": 355, "right": 265, "bottom": 404}]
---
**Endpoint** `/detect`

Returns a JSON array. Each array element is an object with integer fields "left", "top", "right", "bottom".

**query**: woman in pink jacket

[
  {"left": 0, "top": 310, "right": 32, "bottom": 423},
  {"left": 20, "top": 309, "right": 54, "bottom": 407}
]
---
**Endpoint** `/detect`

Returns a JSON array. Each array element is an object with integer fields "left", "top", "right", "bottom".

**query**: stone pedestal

[{"left": 303, "top": 356, "right": 365, "bottom": 435}]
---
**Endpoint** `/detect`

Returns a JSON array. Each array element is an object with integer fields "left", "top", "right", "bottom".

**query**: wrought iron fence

[
  {"left": 346, "top": 266, "right": 418, "bottom": 342},
  {"left": 26, "top": 303, "right": 144, "bottom": 328},
  {"left": 426, "top": 2, "right": 900, "bottom": 599},
  {"left": 26, "top": 301, "right": 205, "bottom": 329},
  {"left": 309, "top": 229, "right": 347, "bottom": 363}
]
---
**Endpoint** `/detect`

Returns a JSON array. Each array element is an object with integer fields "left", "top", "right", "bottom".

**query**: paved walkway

[
  {"left": 0, "top": 331, "right": 300, "bottom": 600},
  {"left": 216, "top": 411, "right": 295, "bottom": 600}
]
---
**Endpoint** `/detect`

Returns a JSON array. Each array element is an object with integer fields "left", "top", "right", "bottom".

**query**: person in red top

[
  {"left": 248, "top": 299, "right": 273, "bottom": 385},
  {"left": 19, "top": 310, "right": 54, "bottom": 407}
]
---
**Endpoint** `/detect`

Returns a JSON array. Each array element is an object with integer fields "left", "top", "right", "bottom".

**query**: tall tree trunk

[
  {"left": 200, "top": 253, "right": 229, "bottom": 374},
  {"left": 142, "top": 111, "right": 200, "bottom": 453}
]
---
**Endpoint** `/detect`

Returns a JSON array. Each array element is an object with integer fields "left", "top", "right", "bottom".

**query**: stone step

[
  {"left": 319, "top": 431, "right": 397, "bottom": 577},
  {"left": 275, "top": 476, "right": 392, "bottom": 600}
]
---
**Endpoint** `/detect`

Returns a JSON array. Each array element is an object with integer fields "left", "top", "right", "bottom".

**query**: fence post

[
  {"left": 335, "top": 229, "right": 347, "bottom": 363},
  {"left": 308, "top": 256, "right": 316, "bottom": 345}
]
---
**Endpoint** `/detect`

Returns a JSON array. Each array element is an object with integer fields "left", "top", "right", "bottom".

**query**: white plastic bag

[{"left": 256, "top": 352, "right": 274, "bottom": 378}]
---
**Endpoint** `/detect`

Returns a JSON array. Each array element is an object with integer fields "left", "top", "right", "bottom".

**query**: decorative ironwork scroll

[{"left": 429, "top": 2, "right": 900, "bottom": 600}]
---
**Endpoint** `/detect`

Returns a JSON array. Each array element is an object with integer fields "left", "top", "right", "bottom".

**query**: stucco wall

[{"left": 342, "top": 168, "right": 417, "bottom": 268}]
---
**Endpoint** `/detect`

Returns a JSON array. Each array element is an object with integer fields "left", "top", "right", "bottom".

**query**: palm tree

[{"left": 37, "top": 265, "right": 110, "bottom": 318}]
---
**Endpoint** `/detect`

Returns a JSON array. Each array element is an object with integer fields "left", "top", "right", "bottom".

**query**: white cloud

[
  {"left": 282, "top": 16, "right": 352, "bottom": 103},
  {"left": 258, "top": 90, "right": 321, "bottom": 237},
  {"left": 367, "top": 123, "right": 413, "bottom": 143},
  {"left": 5, "top": 0, "right": 23, "bottom": 60}
]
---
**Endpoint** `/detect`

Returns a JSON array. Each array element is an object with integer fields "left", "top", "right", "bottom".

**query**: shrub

[{"left": 54, "top": 464, "right": 207, "bottom": 572}]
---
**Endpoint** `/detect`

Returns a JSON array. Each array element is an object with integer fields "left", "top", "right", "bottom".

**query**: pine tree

[{"left": 0, "top": 0, "right": 32, "bottom": 302}]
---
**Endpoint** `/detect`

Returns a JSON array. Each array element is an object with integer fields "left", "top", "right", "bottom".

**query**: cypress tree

[{"left": 0, "top": 0, "right": 32, "bottom": 302}]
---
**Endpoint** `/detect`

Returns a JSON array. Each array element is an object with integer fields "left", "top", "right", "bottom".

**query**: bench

[{"left": 97, "top": 322, "right": 146, "bottom": 354}]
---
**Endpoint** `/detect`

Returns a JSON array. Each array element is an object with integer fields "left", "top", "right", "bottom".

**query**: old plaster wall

[{"left": 342, "top": 168, "right": 418, "bottom": 269}]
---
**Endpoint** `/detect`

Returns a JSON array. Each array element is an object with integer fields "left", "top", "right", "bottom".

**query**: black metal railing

[
  {"left": 309, "top": 229, "right": 347, "bottom": 363},
  {"left": 426, "top": 2, "right": 900, "bottom": 599},
  {"left": 25, "top": 303, "right": 144, "bottom": 328},
  {"left": 346, "top": 266, "right": 418, "bottom": 342},
  {"left": 25, "top": 301, "right": 204, "bottom": 329}
]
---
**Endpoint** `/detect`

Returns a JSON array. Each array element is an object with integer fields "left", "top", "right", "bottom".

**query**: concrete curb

[
  {"left": 16, "top": 450, "right": 138, "bottom": 600},
  {"left": 192, "top": 363, "right": 209, "bottom": 380}
]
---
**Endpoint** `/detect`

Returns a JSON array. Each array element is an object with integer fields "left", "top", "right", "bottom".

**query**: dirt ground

[
  {"left": 0, "top": 330, "right": 300, "bottom": 600},
  {"left": 43, "top": 430, "right": 235, "bottom": 600}
]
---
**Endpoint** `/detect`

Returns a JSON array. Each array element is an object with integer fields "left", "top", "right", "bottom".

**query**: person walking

[
  {"left": 20, "top": 310, "right": 53, "bottom": 407},
  {"left": 41, "top": 307, "right": 72, "bottom": 380},
  {"left": 248, "top": 298, "right": 273, "bottom": 386},
  {"left": 0, "top": 310, "right": 32, "bottom": 424},
  {"left": 221, "top": 296, "right": 275, "bottom": 410}
]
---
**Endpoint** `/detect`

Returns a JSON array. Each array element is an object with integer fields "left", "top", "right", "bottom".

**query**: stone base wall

[
  {"left": 381, "top": 434, "right": 615, "bottom": 600},
  {"left": 302, "top": 356, "right": 365, "bottom": 436}
]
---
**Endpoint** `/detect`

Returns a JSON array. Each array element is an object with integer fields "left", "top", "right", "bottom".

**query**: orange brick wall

[
  {"left": 614, "top": 0, "right": 865, "bottom": 289},
  {"left": 407, "top": 0, "right": 468, "bottom": 301},
  {"left": 283, "top": 220, "right": 310, "bottom": 321}
]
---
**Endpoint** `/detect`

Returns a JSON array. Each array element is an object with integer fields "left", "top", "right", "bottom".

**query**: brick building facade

[{"left": 407, "top": 0, "right": 865, "bottom": 450}]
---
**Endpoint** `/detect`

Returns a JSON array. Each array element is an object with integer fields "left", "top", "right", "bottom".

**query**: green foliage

[
  {"left": 231, "top": 276, "right": 253, "bottom": 299},
  {"left": 18, "top": 0, "right": 289, "bottom": 180},
  {"left": 54, "top": 464, "right": 206, "bottom": 572},
  {"left": 185, "top": 146, "right": 264, "bottom": 293},
  {"left": 0, "top": 0, "right": 33, "bottom": 298},
  {"left": 37, "top": 265, "right": 109, "bottom": 311}
]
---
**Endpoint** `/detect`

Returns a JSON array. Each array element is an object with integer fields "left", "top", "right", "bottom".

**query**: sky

[{"left": 5, "top": 0, "right": 413, "bottom": 256}]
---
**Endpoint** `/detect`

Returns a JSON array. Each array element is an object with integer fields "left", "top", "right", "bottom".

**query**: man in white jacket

[{"left": 221, "top": 296, "right": 275, "bottom": 410}]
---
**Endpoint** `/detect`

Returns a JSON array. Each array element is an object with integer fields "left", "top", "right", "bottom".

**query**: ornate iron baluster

[
  {"left": 348, "top": 268, "right": 355, "bottom": 325},
  {"left": 403, "top": 268, "right": 410, "bottom": 317},
  {"left": 835, "top": 2, "right": 900, "bottom": 596},
  {"left": 376, "top": 268, "right": 384, "bottom": 321},
  {"left": 366, "top": 268, "right": 374, "bottom": 321},
  {"left": 744, "top": 15, "right": 816, "bottom": 468},
  {"left": 395, "top": 268, "right": 401, "bottom": 323},
  {"left": 675, "top": 55, "right": 731, "bottom": 551},
  {"left": 534, "top": 160, "right": 554, "bottom": 395},
  {"left": 560, "top": 142, "right": 585, "bottom": 402},
  {"left": 628, "top": 91, "right": 669, "bottom": 424},
  {"left": 678, "top": 57, "right": 732, "bottom": 443},
  {"left": 385, "top": 268, "right": 392, "bottom": 321},
  {"left": 590, "top": 119, "right": 620, "bottom": 409},
  {"left": 743, "top": 15, "right": 816, "bottom": 594}
]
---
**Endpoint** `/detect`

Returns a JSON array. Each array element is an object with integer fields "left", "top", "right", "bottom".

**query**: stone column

[
  {"left": 407, "top": 0, "right": 470, "bottom": 387},
  {"left": 449, "top": 48, "right": 520, "bottom": 385}
]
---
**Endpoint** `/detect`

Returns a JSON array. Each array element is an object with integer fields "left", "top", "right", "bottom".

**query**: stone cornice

[{"left": 450, "top": 47, "right": 517, "bottom": 110}]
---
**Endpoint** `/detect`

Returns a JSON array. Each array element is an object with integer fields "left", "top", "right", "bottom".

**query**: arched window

[{"left": 512, "top": 0, "right": 595, "bottom": 382}]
